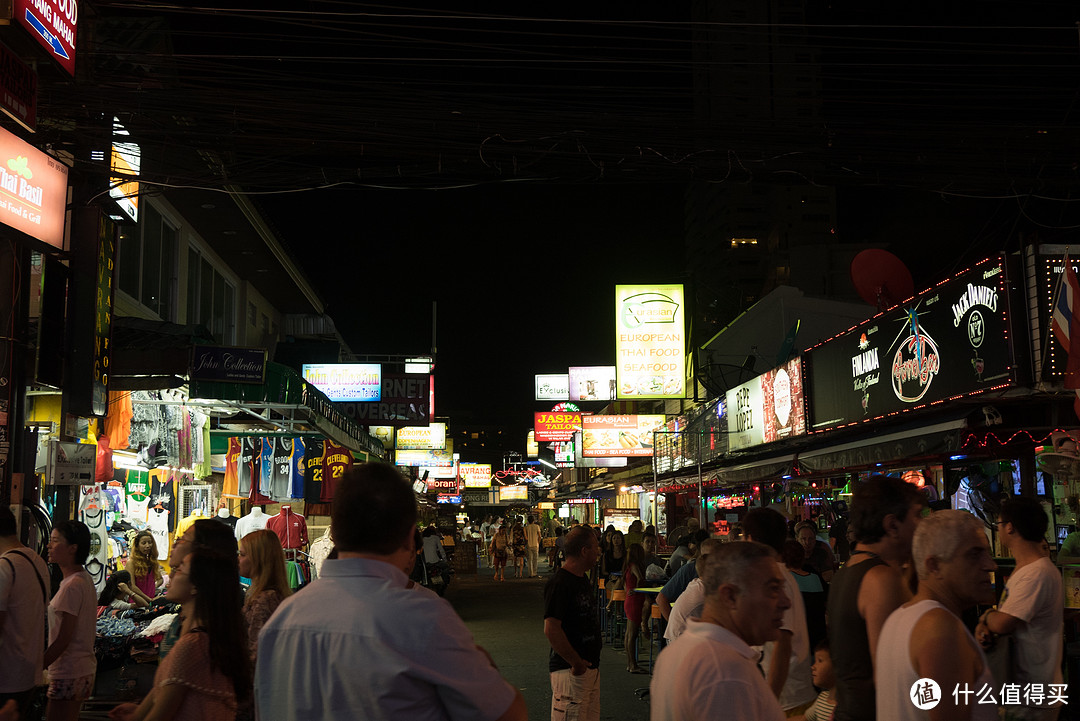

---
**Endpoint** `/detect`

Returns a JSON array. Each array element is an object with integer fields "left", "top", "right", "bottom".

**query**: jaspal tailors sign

[
  {"left": 0, "top": 126, "right": 67, "bottom": 250},
  {"left": 806, "top": 255, "right": 1014, "bottom": 431},
  {"left": 534, "top": 412, "right": 582, "bottom": 443}
]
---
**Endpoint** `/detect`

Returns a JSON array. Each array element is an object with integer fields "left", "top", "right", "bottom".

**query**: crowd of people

[{"left": 0, "top": 469, "right": 1069, "bottom": 721}]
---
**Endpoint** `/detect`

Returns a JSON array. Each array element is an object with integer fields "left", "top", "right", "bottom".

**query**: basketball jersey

[
  {"left": 223, "top": 437, "right": 241, "bottom": 498},
  {"left": 290, "top": 438, "right": 306, "bottom": 499},
  {"left": 237, "top": 438, "right": 257, "bottom": 497},
  {"left": 320, "top": 441, "right": 353, "bottom": 502},
  {"left": 147, "top": 507, "right": 171, "bottom": 560},
  {"left": 304, "top": 440, "right": 325, "bottom": 505},
  {"left": 259, "top": 438, "right": 275, "bottom": 495},
  {"left": 270, "top": 438, "right": 294, "bottom": 501}
]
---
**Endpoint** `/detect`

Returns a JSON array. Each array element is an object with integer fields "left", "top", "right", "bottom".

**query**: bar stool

[
  {"left": 644, "top": 604, "right": 663, "bottom": 670},
  {"left": 608, "top": 589, "right": 627, "bottom": 649},
  {"left": 597, "top": 577, "right": 608, "bottom": 637}
]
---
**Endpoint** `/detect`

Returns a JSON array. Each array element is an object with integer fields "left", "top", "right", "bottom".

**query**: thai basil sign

[
  {"left": 190, "top": 346, "right": 267, "bottom": 384},
  {"left": 806, "top": 255, "right": 1013, "bottom": 431}
]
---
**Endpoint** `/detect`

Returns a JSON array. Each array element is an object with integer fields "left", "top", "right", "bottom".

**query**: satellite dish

[{"left": 850, "top": 249, "right": 915, "bottom": 311}]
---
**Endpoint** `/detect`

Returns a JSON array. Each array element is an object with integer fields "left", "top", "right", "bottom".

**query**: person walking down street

[
  {"left": 511, "top": 523, "right": 527, "bottom": 579},
  {"left": 256, "top": 463, "right": 526, "bottom": 721},
  {"left": 525, "top": 516, "right": 542, "bottom": 578},
  {"left": 44, "top": 521, "right": 98, "bottom": 721},
  {"left": 490, "top": 525, "right": 510, "bottom": 582},
  {"left": 828, "top": 475, "right": 924, "bottom": 721},
  {"left": 875, "top": 510, "right": 998, "bottom": 721},
  {"left": 622, "top": 543, "right": 649, "bottom": 674},
  {"left": 544, "top": 526, "right": 602, "bottom": 721},
  {"left": 649, "top": 541, "right": 789, "bottom": 721},
  {"left": 0, "top": 506, "right": 51, "bottom": 717},
  {"left": 976, "top": 496, "right": 1064, "bottom": 721}
]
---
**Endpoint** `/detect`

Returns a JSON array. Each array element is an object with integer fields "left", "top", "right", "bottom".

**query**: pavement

[{"left": 445, "top": 560, "right": 653, "bottom": 721}]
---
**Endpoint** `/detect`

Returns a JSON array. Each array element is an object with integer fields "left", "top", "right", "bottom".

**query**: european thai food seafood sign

[
  {"left": 615, "top": 284, "right": 686, "bottom": 399},
  {"left": 806, "top": 255, "right": 1014, "bottom": 431}
]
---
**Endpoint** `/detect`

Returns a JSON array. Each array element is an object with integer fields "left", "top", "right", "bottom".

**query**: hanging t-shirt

[
  {"left": 270, "top": 438, "right": 295, "bottom": 502},
  {"left": 304, "top": 440, "right": 325, "bottom": 506},
  {"left": 320, "top": 441, "right": 353, "bottom": 502},
  {"left": 146, "top": 507, "right": 171, "bottom": 561},
  {"left": 237, "top": 437, "right": 258, "bottom": 498},
  {"left": 290, "top": 438, "right": 306, "bottom": 500},
  {"left": 259, "top": 438, "right": 275, "bottom": 496},
  {"left": 127, "top": 496, "right": 150, "bottom": 524},
  {"left": 222, "top": 437, "right": 241, "bottom": 498}
]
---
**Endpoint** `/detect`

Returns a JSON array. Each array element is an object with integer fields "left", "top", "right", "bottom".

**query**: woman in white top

[{"left": 43, "top": 520, "right": 98, "bottom": 721}]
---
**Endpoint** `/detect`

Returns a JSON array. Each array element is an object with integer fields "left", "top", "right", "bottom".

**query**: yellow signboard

[
  {"left": 459, "top": 462, "right": 492, "bottom": 488},
  {"left": 526, "top": 430, "right": 539, "bottom": 458},
  {"left": 395, "top": 422, "right": 447, "bottom": 450},
  {"left": 615, "top": 284, "right": 685, "bottom": 399}
]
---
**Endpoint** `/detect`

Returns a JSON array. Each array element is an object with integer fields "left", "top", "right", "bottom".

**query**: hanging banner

[
  {"left": 615, "top": 284, "right": 686, "bottom": 399},
  {"left": 806, "top": 255, "right": 1014, "bottom": 431}
]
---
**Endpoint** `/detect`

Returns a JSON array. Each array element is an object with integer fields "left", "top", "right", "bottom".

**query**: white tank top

[{"left": 875, "top": 599, "right": 997, "bottom": 721}]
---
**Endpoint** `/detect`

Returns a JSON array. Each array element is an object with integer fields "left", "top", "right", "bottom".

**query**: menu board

[
  {"left": 581, "top": 415, "right": 666, "bottom": 457},
  {"left": 806, "top": 255, "right": 1015, "bottom": 431}
]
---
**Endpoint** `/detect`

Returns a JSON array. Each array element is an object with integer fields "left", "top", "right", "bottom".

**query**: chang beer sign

[{"left": 615, "top": 284, "right": 686, "bottom": 399}]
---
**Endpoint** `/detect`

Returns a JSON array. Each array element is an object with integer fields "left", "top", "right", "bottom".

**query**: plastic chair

[{"left": 608, "top": 589, "right": 627, "bottom": 649}]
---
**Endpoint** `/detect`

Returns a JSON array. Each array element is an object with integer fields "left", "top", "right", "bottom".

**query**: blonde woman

[
  {"left": 238, "top": 530, "right": 291, "bottom": 661},
  {"left": 127, "top": 531, "right": 162, "bottom": 599}
]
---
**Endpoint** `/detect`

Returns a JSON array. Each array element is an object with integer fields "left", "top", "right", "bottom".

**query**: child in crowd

[{"left": 794, "top": 639, "right": 837, "bottom": 721}]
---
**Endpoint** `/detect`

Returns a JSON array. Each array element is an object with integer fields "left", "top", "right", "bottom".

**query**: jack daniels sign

[{"left": 805, "top": 255, "right": 1015, "bottom": 432}]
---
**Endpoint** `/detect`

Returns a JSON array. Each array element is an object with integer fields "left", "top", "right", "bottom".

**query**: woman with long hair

[
  {"left": 622, "top": 542, "right": 648, "bottom": 674},
  {"left": 238, "top": 529, "right": 291, "bottom": 662},
  {"left": 109, "top": 550, "right": 250, "bottom": 721},
  {"left": 97, "top": 570, "right": 152, "bottom": 610},
  {"left": 127, "top": 531, "right": 162, "bottom": 599},
  {"left": 44, "top": 520, "right": 98, "bottom": 721},
  {"left": 489, "top": 525, "right": 509, "bottom": 581}
]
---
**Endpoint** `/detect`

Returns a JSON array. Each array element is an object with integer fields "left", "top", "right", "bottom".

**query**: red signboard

[
  {"left": 15, "top": 0, "right": 77, "bottom": 76},
  {"left": 534, "top": 411, "right": 582, "bottom": 443},
  {"left": 0, "top": 41, "right": 36, "bottom": 131}
]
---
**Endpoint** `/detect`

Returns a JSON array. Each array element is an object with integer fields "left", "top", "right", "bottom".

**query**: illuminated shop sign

[
  {"left": 110, "top": 118, "right": 139, "bottom": 223},
  {"left": 459, "top": 462, "right": 492, "bottom": 488},
  {"left": 526, "top": 431, "right": 539, "bottom": 458},
  {"left": 338, "top": 373, "right": 430, "bottom": 427},
  {"left": 535, "top": 373, "right": 569, "bottom": 401},
  {"left": 395, "top": 423, "right": 447, "bottom": 450},
  {"left": 499, "top": 485, "right": 528, "bottom": 501},
  {"left": 725, "top": 358, "right": 806, "bottom": 451},
  {"left": 437, "top": 494, "right": 462, "bottom": 504},
  {"left": 615, "top": 284, "right": 686, "bottom": 399},
  {"left": 0, "top": 125, "right": 68, "bottom": 249},
  {"left": 425, "top": 478, "right": 458, "bottom": 492},
  {"left": 302, "top": 363, "right": 381, "bottom": 402},
  {"left": 15, "top": 0, "right": 77, "bottom": 76},
  {"left": 568, "top": 366, "right": 616, "bottom": 401},
  {"left": 806, "top": 255, "right": 1014, "bottom": 431},
  {"left": 534, "top": 412, "right": 582, "bottom": 443},
  {"left": 395, "top": 440, "right": 454, "bottom": 468},
  {"left": 581, "top": 415, "right": 665, "bottom": 457}
]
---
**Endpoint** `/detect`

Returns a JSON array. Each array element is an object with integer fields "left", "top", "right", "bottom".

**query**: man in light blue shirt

[{"left": 256, "top": 463, "right": 527, "bottom": 721}]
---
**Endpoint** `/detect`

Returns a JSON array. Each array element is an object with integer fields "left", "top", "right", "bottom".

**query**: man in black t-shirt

[{"left": 543, "top": 526, "right": 601, "bottom": 721}]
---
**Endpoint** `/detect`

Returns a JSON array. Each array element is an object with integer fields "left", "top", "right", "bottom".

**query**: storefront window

[
  {"left": 188, "top": 246, "right": 236, "bottom": 344},
  {"left": 118, "top": 203, "right": 179, "bottom": 320}
]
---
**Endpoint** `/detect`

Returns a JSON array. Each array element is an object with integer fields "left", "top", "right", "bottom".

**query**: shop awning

[
  {"left": 190, "top": 362, "right": 384, "bottom": 459},
  {"left": 797, "top": 418, "right": 967, "bottom": 474}
]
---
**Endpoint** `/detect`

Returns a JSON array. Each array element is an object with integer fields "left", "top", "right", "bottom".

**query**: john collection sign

[{"left": 806, "top": 255, "right": 1014, "bottom": 431}]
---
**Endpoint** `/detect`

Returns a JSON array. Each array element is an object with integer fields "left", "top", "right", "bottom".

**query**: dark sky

[{"left": 270, "top": 182, "right": 689, "bottom": 434}]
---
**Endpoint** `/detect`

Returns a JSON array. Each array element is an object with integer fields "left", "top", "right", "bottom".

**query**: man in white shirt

[
  {"left": 665, "top": 539, "right": 721, "bottom": 642},
  {"left": 650, "top": 541, "right": 789, "bottom": 721},
  {"left": 744, "top": 508, "right": 817, "bottom": 715},
  {"left": 256, "top": 464, "right": 527, "bottom": 721},
  {"left": 976, "top": 496, "right": 1064, "bottom": 721}
]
